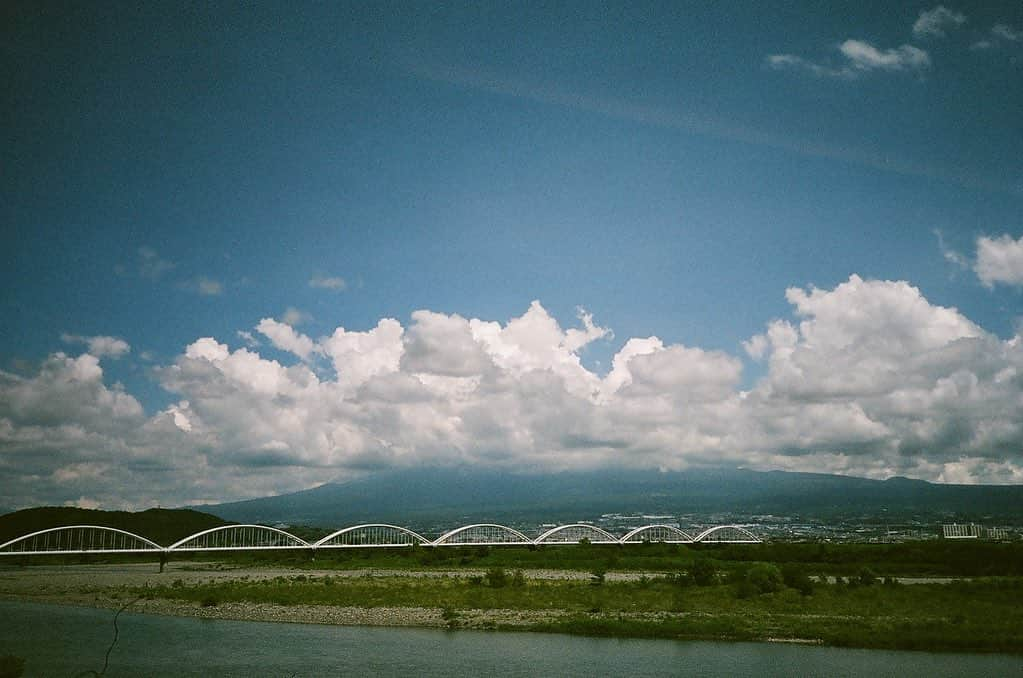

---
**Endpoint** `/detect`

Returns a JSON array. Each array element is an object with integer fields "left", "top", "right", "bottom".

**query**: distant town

[{"left": 401, "top": 512, "right": 1021, "bottom": 544}]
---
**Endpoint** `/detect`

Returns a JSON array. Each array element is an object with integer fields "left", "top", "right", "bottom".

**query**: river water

[{"left": 1, "top": 600, "right": 1019, "bottom": 677}]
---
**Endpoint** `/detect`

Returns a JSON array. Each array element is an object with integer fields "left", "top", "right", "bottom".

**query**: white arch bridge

[{"left": 0, "top": 522, "right": 760, "bottom": 556}]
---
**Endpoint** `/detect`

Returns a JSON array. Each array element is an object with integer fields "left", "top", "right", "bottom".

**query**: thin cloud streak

[{"left": 402, "top": 55, "right": 1018, "bottom": 196}]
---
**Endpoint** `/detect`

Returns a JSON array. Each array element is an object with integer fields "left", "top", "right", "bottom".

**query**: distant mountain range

[{"left": 195, "top": 468, "right": 1023, "bottom": 527}]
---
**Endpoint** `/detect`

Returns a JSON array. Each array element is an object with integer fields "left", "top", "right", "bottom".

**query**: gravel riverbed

[{"left": 0, "top": 562, "right": 592, "bottom": 630}]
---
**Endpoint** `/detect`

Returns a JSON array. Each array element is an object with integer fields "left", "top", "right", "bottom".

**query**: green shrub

[
  {"left": 689, "top": 559, "right": 718, "bottom": 586},
  {"left": 745, "top": 563, "right": 784, "bottom": 594},
  {"left": 485, "top": 567, "right": 508, "bottom": 588},
  {"left": 781, "top": 564, "right": 814, "bottom": 595},
  {"left": 857, "top": 567, "right": 879, "bottom": 587},
  {"left": 735, "top": 579, "right": 759, "bottom": 599}
]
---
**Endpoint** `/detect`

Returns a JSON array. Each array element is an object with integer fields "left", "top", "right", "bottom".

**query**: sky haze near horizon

[{"left": 2, "top": 2, "right": 1023, "bottom": 509}]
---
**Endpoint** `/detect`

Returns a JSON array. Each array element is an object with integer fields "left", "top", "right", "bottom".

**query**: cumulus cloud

[
  {"left": 320, "top": 318, "right": 405, "bottom": 388},
  {"left": 742, "top": 333, "right": 769, "bottom": 361},
  {"left": 61, "top": 334, "right": 131, "bottom": 359},
  {"left": 3, "top": 284, "right": 1023, "bottom": 508},
  {"left": 768, "top": 40, "right": 930, "bottom": 78},
  {"left": 256, "top": 318, "right": 318, "bottom": 361},
  {"left": 975, "top": 234, "right": 1023, "bottom": 288},
  {"left": 913, "top": 6, "right": 967, "bottom": 39},
  {"left": 937, "top": 232, "right": 1023, "bottom": 288},
  {"left": 309, "top": 275, "right": 347, "bottom": 291}
]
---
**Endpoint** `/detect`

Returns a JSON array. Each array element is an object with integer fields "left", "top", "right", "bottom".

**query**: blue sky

[{"left": 2, "top": 3, "right": 1022, "bottom": 508}]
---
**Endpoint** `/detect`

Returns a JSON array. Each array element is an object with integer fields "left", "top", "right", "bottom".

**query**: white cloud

[
  {"left": 740, "top": 276, "right": 1021, "bottom": 484},
  {"left": 913, "top": 6, "right": 967, "bottom": 39},
  {"left": 839, "top": 40, "right": 931, "bottom": 71},
  {"left": 934, "top": 229, "right": 970, "bottom": 270},
  {"left": 320, "top": 318, "right": 405, "bottom": 389},
  {"left": 236, "top": 330, "right": 260, "bottom": 348},
  {"left": 280, "top": 307, "right": 312, "bottom": 326},
  {"left": 742, "top": 333, "right": 769, "bottom": 361},
  {"left": 975, "top": 234, "right": 1023, "bottom": 288},
  {"left": 256, "top": 318, "right": 319, "bottom": 361},
  {"left": 61, "top": 334, "right": 131, "bottom": 359},
  {"left": 309, "top": 275, "right": 347, "bottom": 291},
  {"left": 196, "top": 277, "right": 223, "bottom": 296},
  {"left": 991, "top": 24, "right": 1022, "bottom": 42},
  {"left": 757, "top": 275, "right": 982, "bottom": 400},
  {"left": 401, "top": 310, "right": 494, "bottom": 377},
  {"left": 766, "top": 54, "right": 854, "bottom": 79},
  {"left": 768, "top": 40, "right": 930, "bottom": 79},
  {"left": 4, "top": 286, "right": 1023, "bottom": 508},
  {"left": 974, "top": 23, "right": 1022, "bottom": 49},
  {"left": 620, "top": 344, "right": 742, "bottom": 402}
]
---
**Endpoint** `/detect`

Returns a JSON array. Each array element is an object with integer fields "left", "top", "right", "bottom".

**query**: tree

[
  {"left": 689, "top": 559, "right": 717, "bottom": 586},
  {"left": 781, "top": 563, "right": 814, "bottom": 596},
  {"left": 857, "top": 567, "right": 878, "bottom": 587},
  {"left": 485, "top": 567, "right": 508, "bottom": 588},
  {"left": 745, "top": 563, "right": 784, "bottom": 594}
]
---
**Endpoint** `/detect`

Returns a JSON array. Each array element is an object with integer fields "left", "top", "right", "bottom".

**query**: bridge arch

[
  {"left": 620, "top": 524, "right": 694, "bottom": 544},
  {"left": 534, "top": 524, "right": 618, "bottom": 544},
  {"left": 169, "top": 525, "right": 309, "bottom": 551},
  {"left": 314, "top": 524, "right": 429, "bottom": 548},
  {"left": 0, "top": 525, "right": 163, "bottom": 555},
  {"left": 432, "top": 524, "right": 532, "bottom": 546},
  {"left": 693, "top": 525, "right": 760, "bottom": 543}
]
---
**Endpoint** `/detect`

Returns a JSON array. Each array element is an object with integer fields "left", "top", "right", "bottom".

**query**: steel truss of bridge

[{"left": 0, "top": 522, "right": 761, "bottom": 556}]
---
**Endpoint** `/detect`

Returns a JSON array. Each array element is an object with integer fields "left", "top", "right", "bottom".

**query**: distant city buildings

[{"left": 942, "top": 523, "right": 1010, "bottom": 540}]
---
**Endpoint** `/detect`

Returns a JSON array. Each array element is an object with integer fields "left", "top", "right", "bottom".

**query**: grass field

[{"left": 129, "top": 547, "right": 1023, "bottom": 653}]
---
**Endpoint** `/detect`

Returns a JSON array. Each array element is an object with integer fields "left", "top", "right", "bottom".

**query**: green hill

[{"left": 0, "top": 506, "right": 230, "bottom": 547}]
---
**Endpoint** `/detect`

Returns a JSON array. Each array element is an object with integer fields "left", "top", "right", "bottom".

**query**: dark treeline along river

[{"left": 2, "top": 601, "right": 1021, "bottom": 677}]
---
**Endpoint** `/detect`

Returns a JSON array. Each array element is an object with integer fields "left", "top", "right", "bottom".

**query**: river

[{"left": 1, "top": 600, "right": 1019, "bottom": 677}]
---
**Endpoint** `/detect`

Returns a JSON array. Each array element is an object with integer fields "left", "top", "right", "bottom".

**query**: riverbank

[
  {"left": 2, "top": 562, "right": 1021, "bottom": 653},
  {"left": 8, "top": 599, "right": 1022, "bottom": 678},
  {"left": 0, "top": 562, "right": 667, "bottom": 634}
]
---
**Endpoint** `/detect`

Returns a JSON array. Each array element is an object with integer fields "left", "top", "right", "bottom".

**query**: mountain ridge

[{"left": 193, "top": 467, "right": 1023, "bottom": 527}]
